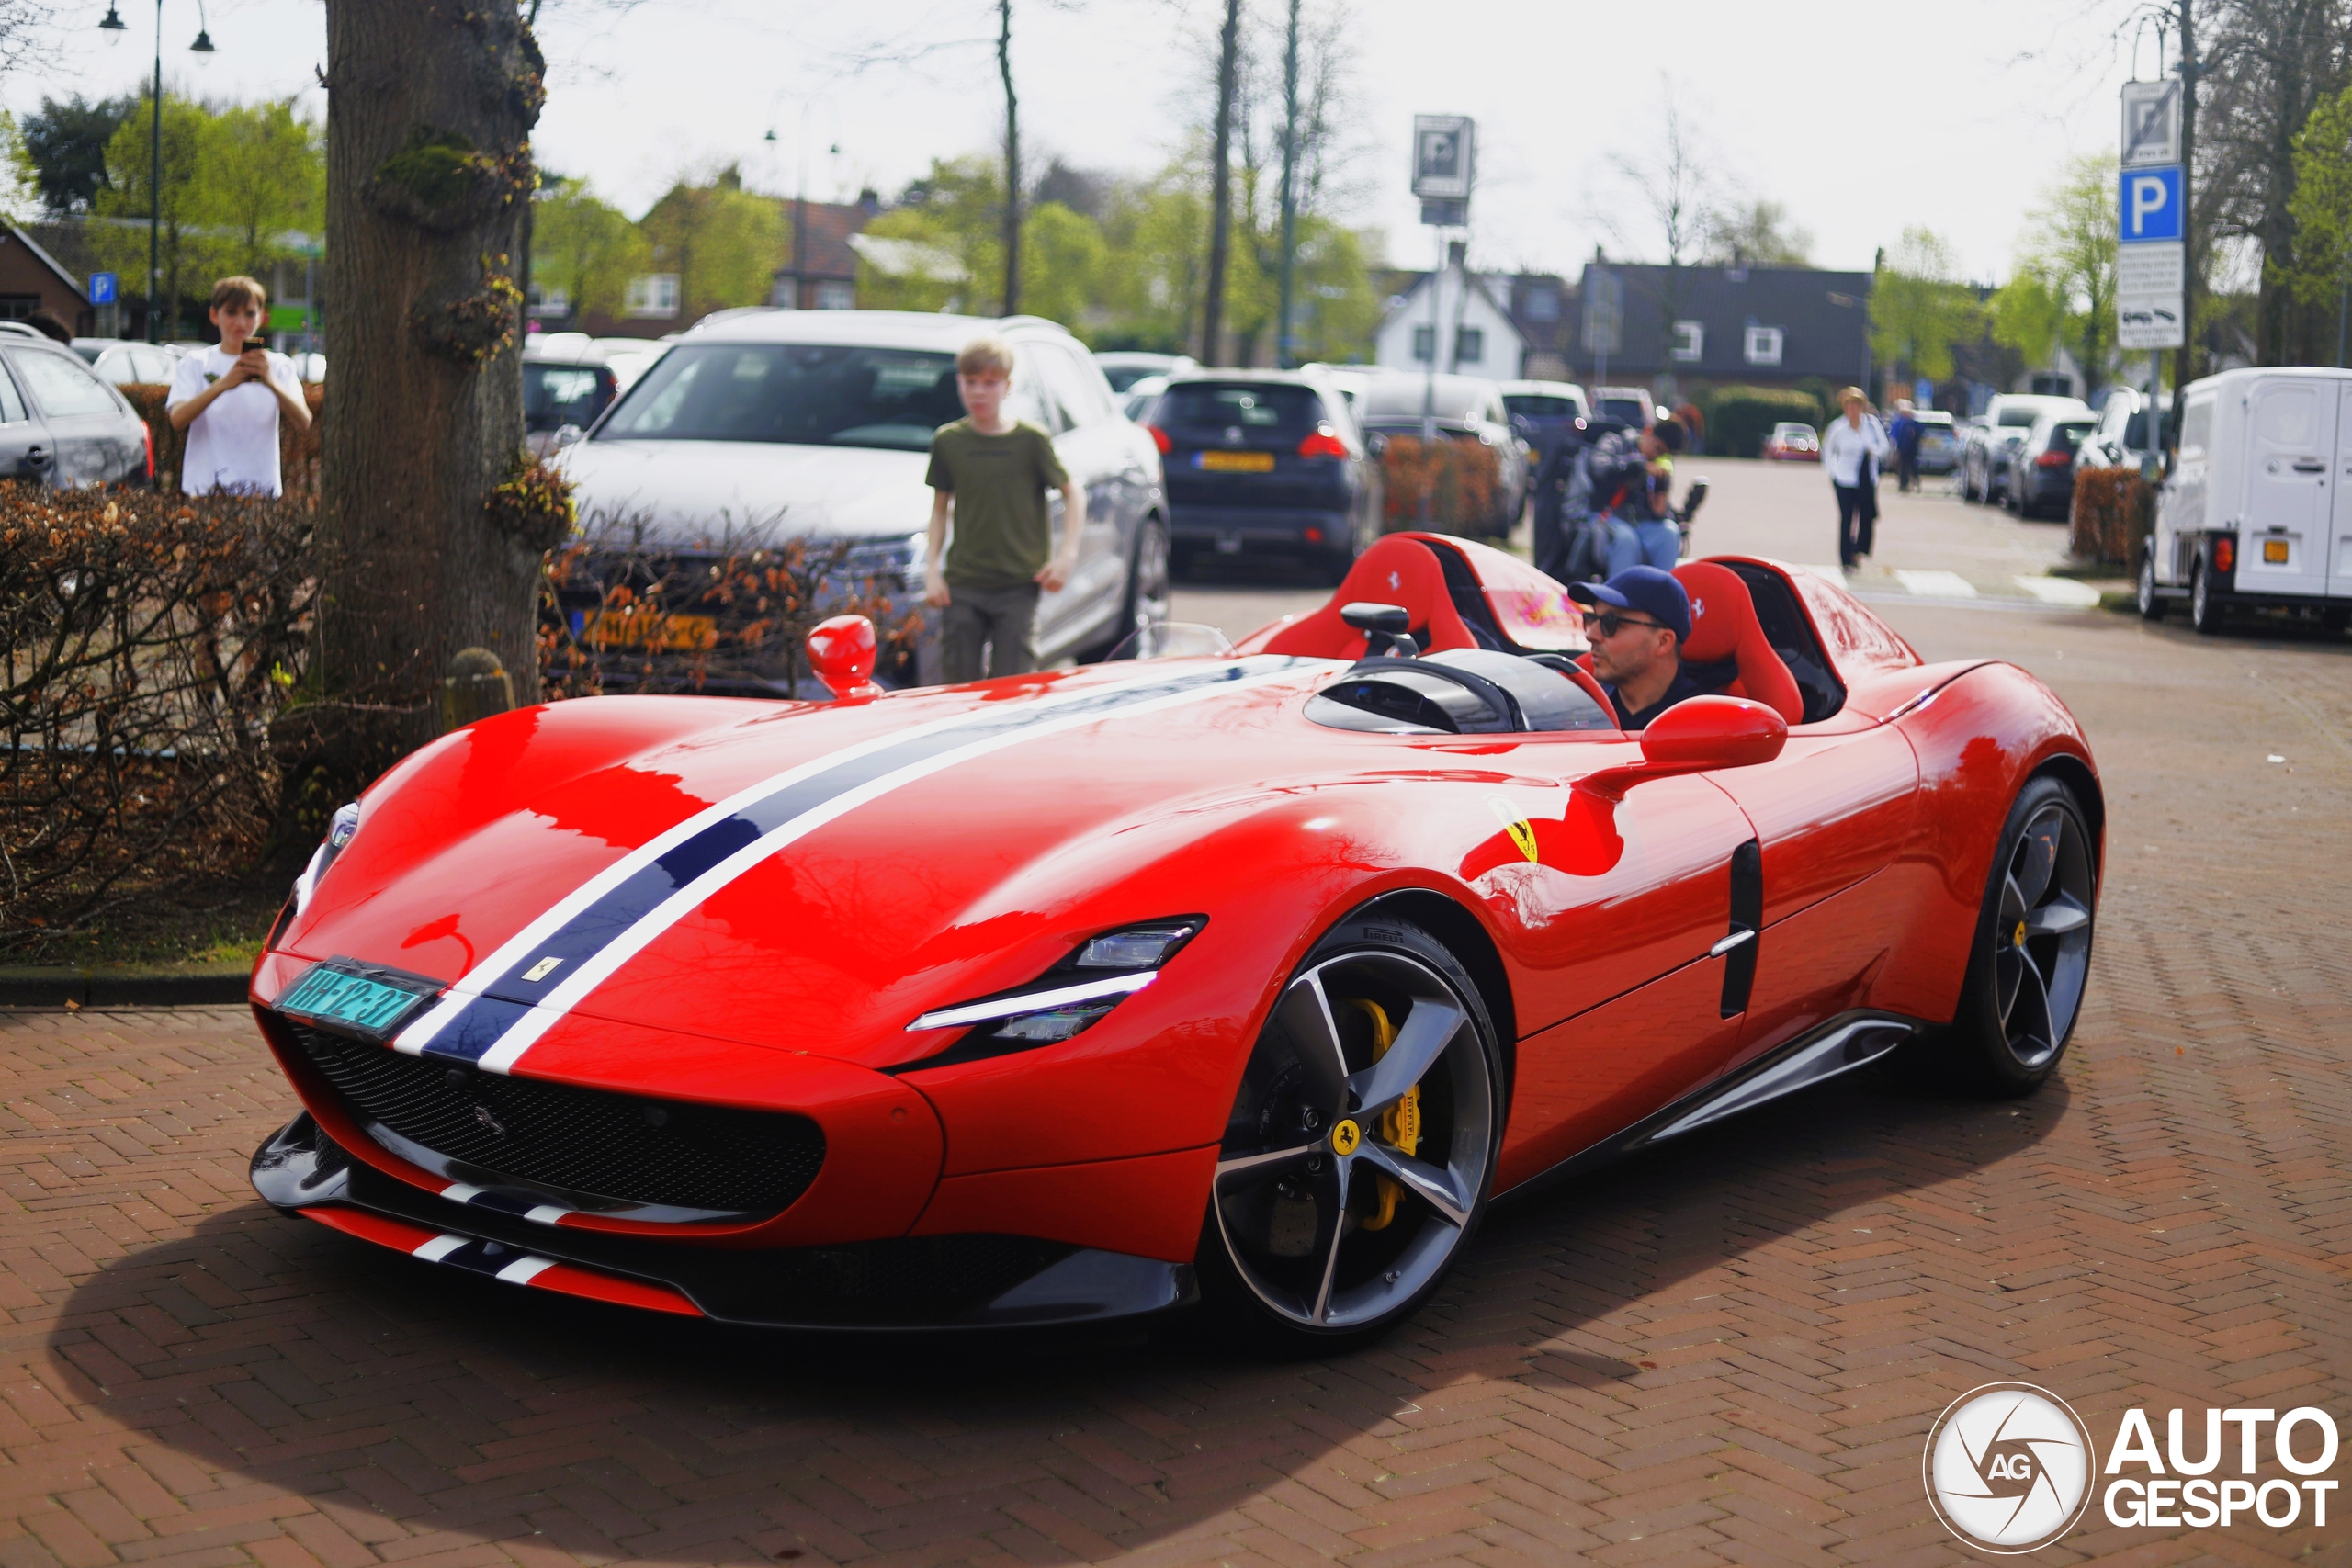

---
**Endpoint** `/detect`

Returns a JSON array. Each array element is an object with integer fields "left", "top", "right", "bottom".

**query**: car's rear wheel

[
  {"left": 2136, "top": 548, "right": 2165, "bottom": 620},
  {"left": 1196, "top": 917, "right": 1501, "bottom": 1355},
  {"left": 1961, "top": 462, "right": 1979, "bottom": 503},
  {"left": 2190, "top": 559, "right": 2226, "bottom": 636},
  {"left": 1911, "top": 777, "right": 2096, "bottom": 1097}
]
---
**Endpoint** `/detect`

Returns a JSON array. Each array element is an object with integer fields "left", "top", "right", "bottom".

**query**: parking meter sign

[
  {"left": 88, "top": 272, "right": 117, "bottom": 306},
  {"left": 2119, "top": 166, "right": 2183, "bottom": 244}
]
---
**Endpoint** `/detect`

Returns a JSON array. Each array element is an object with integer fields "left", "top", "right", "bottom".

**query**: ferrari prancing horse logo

[
  {"left": 1329, "top": 1119, "right": 1362, "bottom": 1155},
  {"left": 1486, "top": 795, "right": 1540, "bottom": 863}
]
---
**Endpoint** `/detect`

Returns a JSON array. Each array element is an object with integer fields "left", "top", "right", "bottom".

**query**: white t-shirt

[{"left": 166, "top": 345, "right": 300, "bottom": 496}]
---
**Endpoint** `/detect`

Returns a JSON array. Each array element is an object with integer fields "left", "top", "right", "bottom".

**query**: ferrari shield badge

[{"left": 1486, "top": 795, "right": 1540, "bottom": 863}]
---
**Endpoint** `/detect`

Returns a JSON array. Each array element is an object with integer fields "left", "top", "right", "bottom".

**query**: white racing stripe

[
  {"left": 473, "top": 663, "right": 1307, "bottom": 1073},
  {"left": 395, "top": 661, "right": 1307, "bottom": 1059}
]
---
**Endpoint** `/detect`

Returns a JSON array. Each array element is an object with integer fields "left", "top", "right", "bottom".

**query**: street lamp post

[{"left": 97, "top": 0, "right": 213, "bottom": 344}]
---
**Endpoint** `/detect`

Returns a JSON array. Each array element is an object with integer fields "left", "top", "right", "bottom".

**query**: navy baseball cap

[{"left": 1567, "top": 566, "right": 1690, "bottom": 645}]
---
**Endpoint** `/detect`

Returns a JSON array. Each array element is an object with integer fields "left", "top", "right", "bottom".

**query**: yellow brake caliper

[{"left": 1346, "top": 998, "right": 1419, "bottom": 1230}]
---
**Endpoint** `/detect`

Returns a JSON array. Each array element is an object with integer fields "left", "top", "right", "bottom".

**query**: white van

[{"left": 2141, "top": 366, "right": 2352, "bottom": 635}]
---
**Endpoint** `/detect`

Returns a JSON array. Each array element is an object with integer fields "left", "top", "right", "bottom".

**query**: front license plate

[
  {"left": 2264, "top": 538, "right": 2290, "bottom": 563},
  {"left": 1196, "top": 450, "right": 1274, "bottom": 473},
  {"left": 277, "top": 958, "right": 441, "bottom": 1040}
]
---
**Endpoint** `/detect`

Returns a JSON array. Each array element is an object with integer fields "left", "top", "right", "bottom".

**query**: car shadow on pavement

[{"left": 44, "top": 1066, "right": 2063, "bottom": 1564}]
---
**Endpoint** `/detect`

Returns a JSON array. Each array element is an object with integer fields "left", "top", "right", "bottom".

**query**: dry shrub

[
  {"left": 0, "top": 484, "right": 315, "bottom": 945},
  {"left": 119, "top": 381, "right": 328, "bottom": 498},
  {"left": 541, "top": 528, "right": 924, "bottom": 700},
  {"left": 2070, "top": 467, "right": 2153, "bottom": 567},
  {"left": 1380, "top": 434, "right": 1499, "bottom": 532}
]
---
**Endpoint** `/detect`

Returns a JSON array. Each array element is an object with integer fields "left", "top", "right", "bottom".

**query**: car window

[
  {"left": 2123, "top": 409, "right": 2149, "bottom": 448},
  {"left": 0, "top": 364, "right": 28, "bottom": 424},
  {"left": 525, "top": 362, "right": 614, "bottom": 434},
  {"left": 1996, "top": 405, "right": 2040, "bottom": 427},
  {"left": 2051, "top": 420, "right": 2094, "bottom": 453},
  {"left": 1159, "top": 382, "right": 1325, "bottom": 438},
  {"left": 10, "top": 350, "right": 120, "bottom": 418},
  {"left": 1503, "top": 395, "right": 1578, "bottom": 419},
  {"left": 598, "top": 343, "right": 962, "bottom": 449},
  {"left": 1036, "top": 344, "right": 1113, "bottom": 428},
  {"left": 138, "top": 348, "right": 175, "bottom": 383}
]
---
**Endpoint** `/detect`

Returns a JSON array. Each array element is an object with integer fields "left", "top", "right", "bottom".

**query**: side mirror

[
  {"left": 1577, "top": 696, "right": 1786, "bottom": 800},
  {"left": 553, "top": 423, "right": 584, "bottom": 449},
  {"left": 806, "top": 614, "right": 884, "bottom": 701},
  {"left": 1365, "top": 432, "right": 1390, "bottom": 459}
]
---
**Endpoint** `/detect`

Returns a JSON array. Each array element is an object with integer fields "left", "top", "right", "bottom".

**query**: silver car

[{"left": 555, "top": 310, "right": 1170, "bottom": 689}]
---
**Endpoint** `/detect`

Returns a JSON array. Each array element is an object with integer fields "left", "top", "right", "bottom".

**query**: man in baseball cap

[{"left": 1566, "top": 565, "right": 1711, "bottom": 730}]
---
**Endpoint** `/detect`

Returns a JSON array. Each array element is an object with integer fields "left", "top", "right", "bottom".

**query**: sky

[{"left": 12, "top": 0, "right": 2159, "bottom": 287}]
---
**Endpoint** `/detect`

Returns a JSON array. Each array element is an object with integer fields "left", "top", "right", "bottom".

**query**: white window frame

[
  {"left": 1453, "top": 326, "right": 1485, "bottom": 367},
  {"left": 626, "top": 274, "right": 680, "bottom": 319},
  {"left": 1743, "top": 324, "right": 1783, "bottom": 367},
  {"left": 1671, "top": 320, "right": 1704, "bottom": 362},
  {"left": 814, "top": 280, "right": 855, "bottom": 310}
]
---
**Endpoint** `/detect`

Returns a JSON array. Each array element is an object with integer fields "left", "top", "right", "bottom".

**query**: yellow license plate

[
  {"left": 582, "top": 611, "right": 717, "bottom": 650},
  {"left": 1198, "top": 450, "right": 1275, "bottom": 473},
  {"left": 2264, "top": 538, "right": 2290, "bottom": 563}
]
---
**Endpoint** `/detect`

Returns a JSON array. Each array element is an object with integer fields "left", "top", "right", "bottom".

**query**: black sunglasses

[{"left": 1580, "top": 609, "right": 1668, "bottom": 638}]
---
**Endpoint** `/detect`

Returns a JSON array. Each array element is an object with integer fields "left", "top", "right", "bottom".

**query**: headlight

[
  {"left": 290, "top": 801, "right": 361, "bottom": 917},
  {"left": 896, "top": 918, "right": 1204, "bottom": 1067}
]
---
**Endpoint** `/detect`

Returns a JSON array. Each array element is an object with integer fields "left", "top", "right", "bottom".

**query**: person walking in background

[
  {"left": 922, "top": 333, "right": 1084, "bottom": 682},
  {"left": 1823, "top": 387, "right": 1891, "bottom": 570},
  {"left": 1890, "top": 398, "right": 1922, "bottom": 492},
  {"left": 1672, "top": 397, "right": 1704, "bottom": 456},
  {"left": 166, "top": 276, "right": 311, "bottom": 497}
]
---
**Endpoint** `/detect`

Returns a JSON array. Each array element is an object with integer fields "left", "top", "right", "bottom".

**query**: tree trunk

[
  {"left": 1200, "top": 0, "right": 1242, "bottom": 366},
  {"left": 999, "top": 0, "right": 1021, "bottom": 315},
  {"left": 311, "top": 0, "right": 545, "bottom": 776}
]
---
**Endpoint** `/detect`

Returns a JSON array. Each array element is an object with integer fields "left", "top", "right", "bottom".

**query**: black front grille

[{"left": 287, "top": 1022, "right": 825, "bottom": 1213}]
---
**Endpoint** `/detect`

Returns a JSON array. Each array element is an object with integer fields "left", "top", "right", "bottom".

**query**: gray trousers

[{"left": 940, "top": 581, "right": 1041, "bottom": 682}]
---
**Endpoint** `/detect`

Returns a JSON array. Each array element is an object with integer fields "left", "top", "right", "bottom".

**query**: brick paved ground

[{"left": 4, "top": 592, "right": 2349, "bottom": 1565}]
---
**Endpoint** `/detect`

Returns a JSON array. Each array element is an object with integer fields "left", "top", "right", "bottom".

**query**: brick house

[{"left": 0, "top": 224, "right": 94, "bottom": 336}]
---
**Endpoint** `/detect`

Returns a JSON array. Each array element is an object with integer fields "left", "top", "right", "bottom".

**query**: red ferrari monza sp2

[{"left": 248, "top": 535, "right": 2101, "bottom": 1350}]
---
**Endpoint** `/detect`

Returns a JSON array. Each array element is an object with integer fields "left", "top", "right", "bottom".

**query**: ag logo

[{"left": 1924, "top": 1382, "right": 2095, "bottom": 1553}]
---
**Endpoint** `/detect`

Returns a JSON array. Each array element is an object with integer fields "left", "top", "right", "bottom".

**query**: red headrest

[
  {"left": 1673, "top": 561, "right": 1804, "bottom": 724},
  {"left": 1261, "top": 536, "right": 1477, "bottom": 660}
]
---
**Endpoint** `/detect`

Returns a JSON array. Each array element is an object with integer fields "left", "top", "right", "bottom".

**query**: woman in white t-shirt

[{"left": 165, "top": 276, "right": 312, "bottom": 497}]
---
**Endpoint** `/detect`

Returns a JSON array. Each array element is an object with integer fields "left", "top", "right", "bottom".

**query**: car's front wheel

[
  {"left": 1101, "top": 513, "right": 1170, "bottom": 660},
  {"left": 2136, "top": 548, "right": 2165, "bottom": 620},
  {"left": 1197, "top": 915, "right": 1502, "bottom": 1355}
]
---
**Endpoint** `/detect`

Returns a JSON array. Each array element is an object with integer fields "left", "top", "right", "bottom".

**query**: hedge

[
  {"left": 1380, "top": 434, "right": 1500, "bottom": 532},
  {"left": 2070, "top": 467, "right": 2153, "bottom": 568},
  {"left": 1705, "top": 385, "right": 1824, "bottom": 459},
  {"left": 119, "top": 380, "right": 327, "bottom": 496}
]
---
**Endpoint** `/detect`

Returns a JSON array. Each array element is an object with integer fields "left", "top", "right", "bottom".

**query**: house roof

[
  {"left": 1570, "top": 262, "right": 1871, "bottom": 381},
  {"left": 779, "top": 198, "right": 876, "bottom": 283},
  {"left": 1376, "top": 270, "right": 1528, "bottom": 348},
  {"left": 5, "top": 224, "right": 89, "bottom": 303}
]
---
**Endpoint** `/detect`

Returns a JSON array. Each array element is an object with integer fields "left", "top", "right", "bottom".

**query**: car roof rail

[{"left": 994, "top": 314, "right": 1071, "bottom": 334}]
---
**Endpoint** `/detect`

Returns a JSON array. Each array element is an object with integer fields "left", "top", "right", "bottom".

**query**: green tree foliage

[
  {"left": 17, "top": 94, "right": 134, "bottom": 215},
  {"left": 1871, "top": 227, "right": 1980, "bottom": 381},
  {"left": 2286, "top": 81, "right": 2352, "bottom": 309},
  {"left": 861, "top": 156, "right": 1007, "bottom": 315},
  {"left": 91, "top": 95, "right": 209, "bottom": 333},
  {"left": 1993, "top": 154, "right": 2119, "bottom": 393},
  {"left": 530, "top": 176, "right": 648, "bottom": 321},
  {"left": 638, "top": 165, "right": 787, "bottom": 323},
  {"left": 1702, "top": 198, "right": 1815, "bottom": 266}
]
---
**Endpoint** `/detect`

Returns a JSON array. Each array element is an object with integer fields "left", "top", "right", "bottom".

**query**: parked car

[
  {"left": 2077, "top": 386, "right": 2155, "bottom": 475},
  {"left": 1913, "top": 410, "right": 1959, "bottom": 474},
  {"left": 2001, "top": 410, "right": 2098, "bottom": 520},
  {"left": 1591, "top": 385, "right": 1666, "bottom": 433},
  {"left": 1498, "top": 378, "right": 1591, "bottom": 472},
  {"left": 1761, "top": 422, "right": 1820, "bottom": 462},
  {"left": 0, "top": 338, "right": 152, "bottom": 486},
  {"left": 553, "top": 310, "right": 1170, "bottom": 685},
  {"left": 1960, "top": 393, "right": 2091, "bottom": 504},
  {"left": 1121, "top": 374, "right": 1170, "bottom": 423},
  {"left": 585, "top": 336, "right": 664, "bottom": 392},
  {"left": 1353, "top": 371, "right": 1528, "bottom": 539},
  {"left": 81, "top": 340, "right": 183, "bottom": 388},
  {"left": 1094, "top": 351, "right": 1198, "bottom": 394},
  {"left": 523, "top": 337, "right": 627, "bottom": 457},
  {"left": 2140, "top": 365, "right": 2352, "bottom": 637},
  {"left": 1141, "top": 367, "right": 1382, "bottom": 582}
]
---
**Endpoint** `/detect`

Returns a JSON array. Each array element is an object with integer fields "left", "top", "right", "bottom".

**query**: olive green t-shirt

[{"left": 925, "top": 418, "right": 1069, "bottom": 589}]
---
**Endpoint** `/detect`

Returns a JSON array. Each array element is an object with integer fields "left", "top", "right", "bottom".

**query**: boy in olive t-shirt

[{"left": 922, "top": 335, "right": 1084, "bottom": 682}]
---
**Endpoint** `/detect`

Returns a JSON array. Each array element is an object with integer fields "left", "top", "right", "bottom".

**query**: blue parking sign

[
  {"left": 2119, "top": 166, "right": 2183, "bottom": 243},
  {"left": 88, "top": 271, "right": 118, "bottom": 305}
]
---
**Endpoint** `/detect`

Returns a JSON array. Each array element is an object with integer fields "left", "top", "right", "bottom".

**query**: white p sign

[{"left": 2120, "top": 167, "right": 2184, "bottom": 243}]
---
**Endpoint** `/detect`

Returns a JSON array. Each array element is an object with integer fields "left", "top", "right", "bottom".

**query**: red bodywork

[{"left": 251, "top": 538, "right": 2100, "bottom": 1323}]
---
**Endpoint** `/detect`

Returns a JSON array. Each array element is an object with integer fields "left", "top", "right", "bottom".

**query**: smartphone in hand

[{"left": 242, "top": 338, "right": 267, "bottom": 354}]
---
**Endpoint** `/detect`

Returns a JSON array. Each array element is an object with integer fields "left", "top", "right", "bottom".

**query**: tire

[
  {"left": 1096, "top": 513, "right": 1171, "bottom": 660},
  {"left": 1194, "top": 913, "right": 1503, "bottom": 1356},
  {"left": 1915, "top": 776, "right": 2098, "bottom": 1097},
  {"left": 2189, "top": 558, "right": 2226, "bottom": 636},
  {"left": 2136, "top": 549, "right": 2165, "bottom": 621},
  {"left": 1960, "top": 463, "right": 1979, "bottom": 503}
]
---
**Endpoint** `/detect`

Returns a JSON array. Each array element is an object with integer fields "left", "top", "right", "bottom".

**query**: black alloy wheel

[
  {"left": 1197, "top": 916, "right": 1501, "bottom": 1354},
  {"left": 1928, "top": 777, "right": 2097, "bottom": 1096},
  {"left": 2189, "top": 559, "right": 2226, "bottom": 636},
  {"left": 2136, "top": 549, "right": 2165, "bottom": 620}
]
